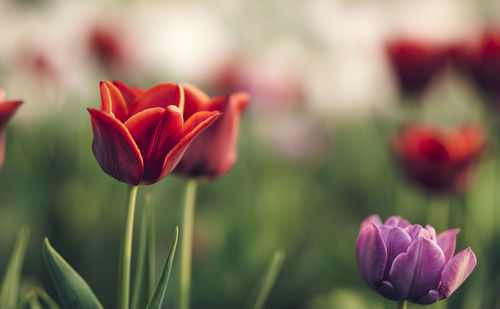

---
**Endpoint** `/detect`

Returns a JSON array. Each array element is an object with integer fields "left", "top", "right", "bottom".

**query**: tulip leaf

[
  {"left": 247, "top": 249, "right": 285, "bottom": 309},
  {"left": 145, "top": 227, "right": 178, "bottom": 309},
  {"left": 131, "top": 196, "right": 155, "bottom": 309},
  {"left": 42, "top": 239, "right": 103, "bottom": 309},
  {"left": 0, "top": 226, "right": 29, "bottom": 309}
]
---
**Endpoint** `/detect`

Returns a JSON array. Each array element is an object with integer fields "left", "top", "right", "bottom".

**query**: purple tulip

[{"left": 356, "top": 215, "right": 476, "bottom": 305}]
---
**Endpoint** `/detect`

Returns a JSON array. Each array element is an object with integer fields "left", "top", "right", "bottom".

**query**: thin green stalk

[
  {"left": 179, "top": 179, "right": 198, "bottom": 309},
  {"left": 250, "top": 250, "right": 285, "bottom": 309},
  {"left": 397, "top": 300, "right": 407, "bottom": 309},
  {"left": 118, "top": 185, "right": 139, "bottom": 309}
]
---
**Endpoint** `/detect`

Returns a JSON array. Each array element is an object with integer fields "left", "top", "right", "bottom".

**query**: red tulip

[
  {"left": 386, "top": 38, "right": 447, "bottom": 98},
  {"left": 88, "top": 23, "right": 130, "bottom": 71},
  {"left": 0, "top": 90, "right": 22, "bottom": 170},
  {"left": 392, "top": 124, "right": 485, "bottom": 194},
  {"left": 174, "top": 84, "right": 250, "bottom": 179},
  {"left": 457, "top": 29, "right": 500, "bottom": 100},
  {"left": 88, "top": 81, "right": 221, "bottom": 185}
]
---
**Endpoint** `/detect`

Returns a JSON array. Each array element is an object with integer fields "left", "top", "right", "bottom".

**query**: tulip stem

[
  {"left": 397, "top": 300, "right": 407, "bottom": 309},
  {"left": 118, "top": 185, "right": 139, "bottom": 309},
  {"left": 179, "top": 179, "right": 198, "bottom": 309}
]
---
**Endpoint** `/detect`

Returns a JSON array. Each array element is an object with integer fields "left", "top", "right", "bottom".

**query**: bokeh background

[{"left": 1, "top": 0, "right": 500, "bottom": 308}]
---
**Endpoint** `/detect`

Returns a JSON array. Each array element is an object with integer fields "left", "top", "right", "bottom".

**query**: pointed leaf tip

[{"left": 43, "top": 239, "right": 103, "bottom": 309}]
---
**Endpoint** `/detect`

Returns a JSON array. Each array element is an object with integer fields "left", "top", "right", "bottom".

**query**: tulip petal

[
  {"left": 377, "top": 280, "right": 399, "bottom": 301},
  {"left": 160, "top": 111, "right": 221, "bottom": 180},
  {"left": 439, "top": 248, "right": 476, "bottom": 298},
  {"left": 360, "top": 215, "right": 382, "bottom": 233},
  {"left": 384, "top": 216, "right": 410, "bottom": 228},
  {"left": 128, "top": 83, "right": 184, "bottom": 117},
  {"left": 124, "top": 106, "right": 184, "bottom": 184},
  {"left": 356, "top": 221, "right": 387, "bottom": 290},
  {"left": 175, "top": 93, "right": 250, "bottom": 178},
  {"left": 112, "top": 80, "right": 142, "bottom": 107},
  {"left": 0, "top": 100, "right": 23, "bottom": 129},
  {"left": 88, "top": 108, "right": 143, "bottom": 185},
  {"left": 437, "top": 229, "right": 460, "bottom": 264},
  {"left": 100, "top": 81, "right": 128, "bottom": 122},
  {"left": 384, "top": 227, "right": 411, "bottom": 279},
  {"left": 415, "top": 289, "right": 441, "bottom": 304},
  {"left": 389, "top": 237, "right": 445, "bottom": 301},
  {"left": 182, "top": 84, "right": 211, "bottom": 119}
]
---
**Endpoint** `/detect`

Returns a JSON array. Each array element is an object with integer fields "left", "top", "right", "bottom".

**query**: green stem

[
  {"left": 179, "top": 179, "right": 198, "bottom": 309},
  {"left": 118, "top": 185, "right": 139, "bottom": 309},
  {"left": 251, "top": 250, "right": 285, "bottom": 309},
  {"left": 397, "top": 300, "right": 408, "bottom": 309}
]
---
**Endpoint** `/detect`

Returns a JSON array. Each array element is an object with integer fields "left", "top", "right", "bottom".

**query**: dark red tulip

[
  {"left": 88, "top": 81, "right": 221, "bottom": 185},
  {"left": 174, "top": 84, "right": 250, "bottom": 179},
  {"left": 0, "top": 90, "right": 22, "bottom": 170},
  {"left": 457, "top": 29, "right": 500, "bottom": 100},
  {"left": 386, "top": 38, "right": 447, "bottom": 98},
  {"left": 392, "top": 124, "right": 485, "bottom": 194}
]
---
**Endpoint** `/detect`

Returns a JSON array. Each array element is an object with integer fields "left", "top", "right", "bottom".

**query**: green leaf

[
  {"left": 145, "top": 227, "right": 178, "bottom": 309},
  {"left": 131, "top": 196, "right": 155, "bottom": 309},
  {"left": 42, "top": 239, "right": 103, "bottom": 309},
  {"left": 0, "top": 226, "right": 30, "bottom": 309},
  {"left": 247, "top": 249, "right": 285, "bottom": 309}
]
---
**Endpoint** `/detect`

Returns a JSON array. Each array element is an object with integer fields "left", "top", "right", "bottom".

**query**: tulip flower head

[
  {"left": 392, "top": 124, "right": 485, "bottom": 194},
  {"left": 386, "top": 38, "right": 447, "bottom": 98},
  {"left": 0, "top": 90, "right": 22, "bottom": 170},
  {"left": 357, "top": 215, "right": 476, "bottom": 305},
  {"left": 174, "top": 84, "right": 250, "bottom": 179},
  {"left": 88, "top": 81, "right": 221, "bottom": 185},
  {"left": 455, "top": 29, "right": 500, "bottom": 104}
]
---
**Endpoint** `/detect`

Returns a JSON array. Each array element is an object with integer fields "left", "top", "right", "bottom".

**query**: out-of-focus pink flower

[
  {"left": 392, "top": 124, "right": 485, "bottom": 194},
  {"left": 0, "top": 90, "right": 22, "bottom": 170},
  {"left": 386, "top": 38, "right": 448, "bottom": 98}
]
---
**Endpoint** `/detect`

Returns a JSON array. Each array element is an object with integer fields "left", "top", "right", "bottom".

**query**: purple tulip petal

[
  {"left": 405, "top": 224, "right": 423, "bottom": 240},
  {"left": 377, "top": 280, "right": 399, "bottom": 301},
  {"left": 416, "top": 289, "right": 441, "bottom": 304},
  {"left": 356, "top": 221, "right": 387, "bottom": 290},
  {"left": 385, "top": 216, "right": 410, "bottom": 228},
  {"left": 425, "top": 225, "right": 437, "bottom": 241},
  {"left": 384, "top": 227, "right": 412, "bottom": 279},
  {"left": 440, "top": 248, "right": 476, "bottom": 298},
  {"left": 437, "top": 229, "right": 460, "bottom": 264},
  {"left": 360, "top": 215, "right": 382, "bottom": 233},
  {"left": 390, "top": 237, "right": 445, "bottom": 301}
]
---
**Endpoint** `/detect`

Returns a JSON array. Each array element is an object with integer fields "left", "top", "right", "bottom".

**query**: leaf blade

[
  {"left": 42, "top": 239, "right": 103, "bottom": 309},
  {"left": 145, "top": 227, "right": 179, "bottom": 309}
]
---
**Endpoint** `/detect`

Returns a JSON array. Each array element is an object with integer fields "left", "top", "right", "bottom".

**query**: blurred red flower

[
  {"left": 0, "top": 91, "right": 22, "bottom": 170},
  {"left": 174, "top": 84, "right": 250, "bottom": 179},
  {"left": 88, "top": 23, "right": 130, "bottom": 71},
  {"left": 392, "top": 124, "right": 485, "bottom": 194},
  {"left": 456, "top": 29, "right": 500, "bottom": 101},
  {"left": 386, "top": 38, "right": 447, "bottom": 98},
  {"left": 88, "top": 81, "right": 220, "bottom": 185}
]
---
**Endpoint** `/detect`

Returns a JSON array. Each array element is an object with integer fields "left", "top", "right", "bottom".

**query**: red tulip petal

[
  {"left": 160, "top": 111, "right": 221, "bottom": 180},
  {"left": 112, "top": 80, "right": 142, "bottom": 108},
  {"left": 124, "top": 106, "right": 184, "bottom": 184},
  {"left": 100, "top": 81, "right": 128, "bottom": 122},
  {"left": 182, "top": 84, "right": 210, "bottom": 119},
  {"left": 128, "top": 83, "right": 184, "bottom": 117},
  {"left": 88, "top": 108, "right": 143, "bottom": 185},
  {"left": 0, "top": 100, "right": 23, "bottom": 129}
]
